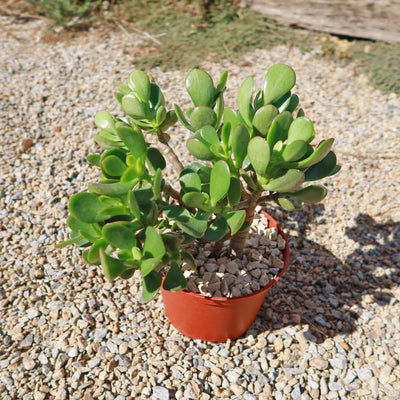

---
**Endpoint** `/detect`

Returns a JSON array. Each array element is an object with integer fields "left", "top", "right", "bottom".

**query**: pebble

[{"left": 357, "top": 368, "right": 373, "bottom": 382}]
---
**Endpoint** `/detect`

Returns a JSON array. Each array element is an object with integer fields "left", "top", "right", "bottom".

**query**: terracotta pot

[{"left": 161, "top": 211, "right": 289, "bottom": 342}]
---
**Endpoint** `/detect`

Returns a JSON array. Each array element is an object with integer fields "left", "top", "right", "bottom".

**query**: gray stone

[
  {"left": 329, "top": 358, "right": 347, "bottom": 370},
  {"left": 358, "top": 368, "right": 373, "bottom": 382},
  {"left": 328, "top": 381, "right": 342, "bottom": 391},
  {"left": 87, "top": 357, "right": 100, "bottom": 368},
  {"left": 153, "top": 386, "right": 170, "bottom": 400},
  {"left": 291, "top": 386, "right": 302, "bottom": 399},
  {"left": 94, "top": 328, "right": 108, "bottom": 342}
]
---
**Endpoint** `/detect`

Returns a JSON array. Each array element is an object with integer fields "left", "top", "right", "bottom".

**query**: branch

[
  {"left": 257, "top": 193, "right": 278, "bottom": 205},
  {"left": 157, "top": 129, "right": 184, "bottom": 174},
  {"left": 162, "top": 184, "right": 183, "bottom": 206}
]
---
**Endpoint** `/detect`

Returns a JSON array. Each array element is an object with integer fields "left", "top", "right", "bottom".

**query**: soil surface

[
  {"left": 1, "top": 14, "right": 400, "bottom": 400},
  {"left": 250, "top": 0, "right": 400, "bottom": 43}
]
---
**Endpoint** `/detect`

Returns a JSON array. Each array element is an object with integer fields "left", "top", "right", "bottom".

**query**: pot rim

[{"left": 162, "top": 210, "right": 289, "bottom": 302}]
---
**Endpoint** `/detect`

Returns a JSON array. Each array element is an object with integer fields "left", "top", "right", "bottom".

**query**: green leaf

[
  {"left": 226, "top": 210, "right": 246, "bottom": 236},
  {"left": 89, "top": 181, "right": 135, "bottom": 196},
  {"left": 174, "top": 104, "right": 194, "bottom": 131},
  {"left": 189, "top": 107, "right": 217, "bottom": 131},
  {"left": 69, "top": 192, "right": 109, "bottom": 223},
  {"left": 281, "top": 140, "right": 308, "bottom": 162},
  {"left": 181, "top": 250, "right": 197, "bottom": 270},
  {"left": 304, "top": 151, "right": 338, "bottom": 181},
  {"left": 143, "top": 227, "right": 165, "bottom": 259},
  {"left": 140, "top": 256, "right": 163, "bottom": 277},
  {"left": 237, "top": 76, "right": 253, "bottom": 127},
  {"left": 122, "top": 93, "right": 151, "bottom": 120},
  {"left": 267, "top": 111, "right": 293, "bottom": 149},
  {"left": 223, "top": 108, "right": 240, "bottom": 131},
  {"left": 247, "top": 136, "right": 270, "bottom": 177},
  {"left": 287, "top": 117, "right": 315, "bottom": 144},
  {"left": 187, "top": 139, "right": 215, "bottom": 161},
  {"left": 94, "top": 110, "right": 116, "bottom": 134},
  {"left": 252, "top": 105, "right": 279, "bottom": 137},
  {"left": 149, "top": 83, "right": 165, "bottom": 109},
  {"left": 142, "top": 270, "right": 162, "bottom": 302},
  {"left": 205, "top": 217, "right": 228, "bottom": 241},
  {"left": 210, "top": 160, "right": 231, "bottom": 206},
  {"left": 162, "top": 234, "right": 181, "bottom": 260},
  {"left": 101, "top": 155, "right": 127, "bottom": 177},
  {"left": 99, "top": 248, "right": 127, "bottom": 281},
  {"left": 276, "top": 197, "right": 297, "bottom": 211},
  {"left": 274, "top": 91, "right": 292, "bottom": 112},
  {"left": 264, "top": 64, "right": 296, "bottom": 104},
  {"left": 231, "top": 124, "right": 250, "bottom": 168},
  {"left": 288, "top": 185, "right": 327, "bottom": 204},
  {"left": 217, "top": 71, "right": 228, "bottom": 92},
  {"left": 228, "top": 177, "right": 242, "bottom": 206},
  {"left": 297, "top": 139, "right": 335, "bottom": 168},
  {"left": 86, "top": 239, "right": 108, "bottom": 264},
  {"left": 128, "top": 190, "right": 141, "bottom": 220},
  {"left": 102, "top": 222, "right": 138, "bottom": 249},
  {"left": 159, "top": 110, "right": 178, "bottom": 130},
  {"left": 116, "top": 126, "right": 147, "bottom": 159},
  {"left": 186, "top": 69, "right": 216, "bottom": 107},
  {"left": 128, "top": 70, "right": 151, "bottom": 103},
  {"left": 87, "top": 153, "right": 101, "bottom": 167},
  {"left": 93, "top": 134, "right": 123, "bottom": 150},
  {"left": 67, "top": 215, "right": 98, "bottom": 237},
  {"left": 180, "top": 172, "right": 202, "bottom": 193},
  {"left": 180, "top": 214, "right": 210, "bottom": 238},
  {"left": 163, "top": 262, "right": 188, "bottom": 292},
  {"left": 286, "top": 94, "right": 299, "bottom": 112},
  {"left": 147, "top": 148, "right": 166, "bottom": 173},
  {"left": 182, "top": 192, "right": 206, "bottom": 208},
  {"left": 199, "top": 125, "right": 219, "bottom": 145},
  {"left": 120, "top": 166, "right": 138, "bottom": 183},
  {"left": 263, "top": 169, "right": 304, "bottom": 192},
  {"left": 153, "top": 168, "right": 162, "bottom": 199}
]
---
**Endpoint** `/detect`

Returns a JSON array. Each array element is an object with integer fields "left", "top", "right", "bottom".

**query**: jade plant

[{"left": 59, "top": 64, "right": 340, "bottom": 301}]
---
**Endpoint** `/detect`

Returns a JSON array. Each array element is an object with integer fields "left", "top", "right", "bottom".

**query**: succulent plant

[{"left": 59, "top": 64, "right": 340, "bottom": 301}]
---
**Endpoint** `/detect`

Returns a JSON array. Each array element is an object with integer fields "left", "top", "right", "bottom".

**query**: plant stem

[
  {"left": 157, "top": 128, "right": 184, "bottom": 174},
  {"left": 257, "top": 193, "right": 277, "bottom": 205},
  {"left": 162, "top": 184, "right": 183, "bottom": 205}
]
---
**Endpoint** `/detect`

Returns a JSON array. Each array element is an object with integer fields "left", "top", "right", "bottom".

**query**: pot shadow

[{"left": 249, "top": 207, "right": 400, "bottom": 343}]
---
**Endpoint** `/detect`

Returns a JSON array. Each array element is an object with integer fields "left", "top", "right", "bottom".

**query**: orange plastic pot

[{"left": 161, "top": 211, "right": 289, "bottom": 342}]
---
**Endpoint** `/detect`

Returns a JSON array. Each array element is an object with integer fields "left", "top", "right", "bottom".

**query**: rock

[
  {"left": 358, "top": 367, "right": 373, "bottom": 382},
  {"left": 310, "top": 357, "right": 328, "bottom": 370},
  {"left": 153, "top": 386, "right": 169, "bottom": 400},
  {"left": 22, "top": 355, "right": 36, "bottom": 370},
  {"left": 329, "top": 358, "right": 347, "bottom": 370}
]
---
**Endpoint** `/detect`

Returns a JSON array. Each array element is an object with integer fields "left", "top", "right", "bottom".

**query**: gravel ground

[{"left": 1, "top": 15, "right": 400, "bottom": 400}]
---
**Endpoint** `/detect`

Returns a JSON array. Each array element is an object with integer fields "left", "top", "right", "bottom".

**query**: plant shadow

[{"left": 249, "top": 207, "right": 400, "bottom": 343}]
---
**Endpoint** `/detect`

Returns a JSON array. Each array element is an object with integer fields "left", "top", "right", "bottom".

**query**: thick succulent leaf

[
  {"left": 89, "top": 181, "right": 135, "bottom": 196},
  {"left": 156, "top": 105, "right": 166, "bottom": 126},
  {"left": 182, "top": 192, "right": 206, "bottom": 209},
  {"left": 197, "top": 166, "right": 212, "bottom": 183},
  {"left": 297, "top": 139, "right": 335, "bottom": 168},
  {"left": 174, "top": 104, "right": 194, "bottom": 131},
  {"left": 153, "top": 168, "right": 162, "bottom": 199},
  {"left": 87, "top": 153, "right": 101, "bottom": 167},
  {"left": 140, "top": 256, "right": 163, "bottom": 277},
  {"left": 146, "top": 148, "right": 166, "bottom": 173},
  {"left": 163, "top": 262, "right": 188, "bottom": 292},
  {"left": 99, "top": 248, "right": 127, "bottom": 281},
  {"left": 116, "top": 126, "right": 147, "bottom": 159},
  {"left": 142, "top": 270, "right": 162, "bottom": 302},
  {"left": 199, "top": 125, "right": 219, "bottom": 145},
  {"left": 118, "top": 83, "right": 131, "bottom": 95},
  {"left": 267, "top": 111, "right": 293, "bottom": 148},
  {"left": 281, "top": 140, "right": 308, "bottom": 162},
  {"left": 263, "top": 169, "right": 304, "bottom": 192},
  {"left": 94, "top": 111, "right": 116, "bottom": 134},
  {"left": 101, "top": 155, "right": 127, "bottom": 177},
  {"left": 226, "top": 210, "right": 246, "bottom": 236},
  {"left": 287, "top": 117, "right": 315, "bottom": 144},
  {"left": 67, "top": 215, "right": 98, "bottom": 236},
  {"left": 190, "top": 107, "right": 217, "bottom": 131},
  {"left": 128, "top": 190, "right": 141, "bottom": 220},
  {"left": 102, "top": 222, "right": 138, "bottom": 249},
  {"left": 205, "top": 217, "right": 228, "bottom": 241},
  {"left": 231, "top": 124, "right": 250, "bottom": 168},
  {"left": 180, "top": 172, "right": 202, "bottom": 193},
  {"left": 181, "top": 250, "right": 197, "bottom": 270},
  {"left": 329, "top": 165, "right": 341, "bottom": 176},
  {"left": 217, "top": 71, "right": 228, "bottom": 92},
  {"left": 304, "top": 151, "right": 337, "bottom": 181},
  {"left": 228, "top": 177, "right": 242, "bottom": 206},
  {"left": 69, "top": 192, "right": 109, "bottom": 223},
  {"left": 143, "top": 227, "right": 165, "bottom": 259},
  {"left": 264, "top": 64, "right": 296, "bottom": 104},
  {"left": 86, "top": 239, "right": 108, "bottom": 264},
  {"left": 247, "top": 136, "right": 270, "bottom": 177},
  {"left": 128, "top": 70, "right": 151, "bottom": 103},
  {"left": 149, "top": 83, "right": 165, "bottom": 109},
  {"left": 162, "top": 234, "right": 181, "bottom": 260},
  {"left": 252, "top": 105, "right": 279, "bottom": 137},
  {"left": 210, "top": 160, "right": 231, "bottom": 206},
  {"left": 97, "top": 205, "right": 129, "bottom": 218},
  {"left": 274, "top": 92, "right": 292, "bottom": 112},
  {"left": 121, "top": 166, "right": 139, "bottom": 183},
  {"left": 223, "top": 108, "right": 240, "bottom": 136},
  {"left": 288, "top": 185, "right": 327, "bottom": 203},
  {"left": 186, "top": 69, "right": 216, "bottom": 107},
  {"left": 122, "top": 93, "right": 151, "bottom": 120},
  {"left": 187, "top": 139, "right": 215, "bottom": 161},
  {"left": 276, "top": 197, "right": 297, "bottom": 211},
  {"left": 237, "top": 76, "right": 254, "bottom": 126},
  {"left": 159, "top": 110, "right": 178, "bottom": 130},
  {"left": 286, "top": 94, "right": 299, "bottom": 112},
  {"left": 93, "top": 134, "right": 123, "bottom": 150}
]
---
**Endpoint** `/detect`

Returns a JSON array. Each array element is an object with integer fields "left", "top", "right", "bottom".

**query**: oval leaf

[
  {"left": 247, "top": 136, "right": 270, "bottom": 177},
  {"left": 210, "top": 160, "right": 231, "bottom": 206},
  {"left": 304, "top": 151, "right": 337, "bottom": 181},
  {"left": 264, "top": 64, "right": 296, "bottom": 104},
  {"left": 288, "top": 185, "right": 327, "bottom": 203},
  {"left": 180, "top": 172, "right": 202, "bottom": 193},
  {"left": 267, "top": 111, "right": 293, "bottom": 148},
  {"left": 101, "top": 155, "right": 127, "bottom": 177},
  {"left": 287, "top": 117, "right": 315, "bottom": 144},
  {"left": 143, "top": 227, "right": 165, "bottom": 259},
  {"left": 190, "top": 107, "right": 217, "bottom": 131},
  {"left": 122, "top": 93, "right": 151, "bottom": 120},
  {"left": 237, "top": 76, "right": 253, "bottom": 127},
  {"left": 199, "top": 125, "right": 219, "bottom": 145},
  {"left": 99, "top": 248, "right": 127, "bottom": 281},
  {"left": 228, "top": 177, "right": 242, "bottom": 206},
  {"left": 94, "top": 111, "right": 116, "bottom": 134},
  {"left": 69, "top": 192, "right": 108, "bottom": 223},
  {"left": 128, "top": 70, "right": 151, "bottom": 103},
  {"left": 281, "top": 140, "right": 308, "bottom": 162},
  {"left": 263, "top": 169, "right": 304, "bottom": 192},
  {"left": 226, "top": 210, "right": 246, "bottom": 236},
  {"left": 102, "top": 222, "right": 138, "bottom": 249},
  {"left": 252, "top": 105, "right": 279, "bottom": 137},
  {"left": 116, "top": 126, "right": 147, "bottom": 159},
  {"left": 187, "top": 139, "right": 215, "bottom": 161},
  {"left": 163, "top": 262, "right": 187, "bottom": 292},
  {"left": 142, "top": 270, "right": 162, "bottom": 302},
  {"left": 231, "top": 124, "right": 250, "bottom": 168},
  {"left": 186, "top": 69, "right": 216, "bottom": 107},
  {"left": 205, "top": 217, "right": 228, "bottom": 241}
]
